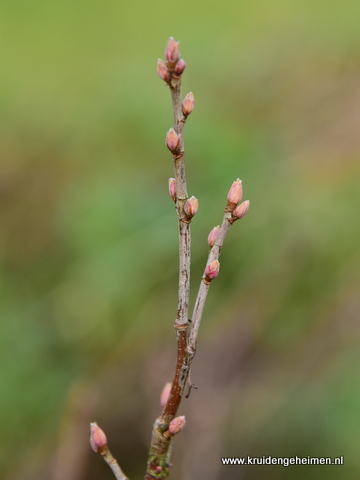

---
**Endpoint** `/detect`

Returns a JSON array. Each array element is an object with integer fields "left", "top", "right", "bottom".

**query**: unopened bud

[
  {"left": 174, "top": 58, "right": 186, "bottom": 75},
  {"left": 157, "top": 59, "right": 170, "bottom": 83},
  {"left": 233, "top": 200, "right": 250, "bottom": 220},
  {"left": 165, "top": 37, "right": 180, "bottom": 64},
  {"left": 205, "top": 260, "right": 220, "bottom": 281},
  {"left": 166, "top": 128, "right": 180, "bottom": 152},
  {"left": 155, "top": 466, "right": 163, "bottom": 473},
  {"left": 161, "top": 382, "right": 172, "bottom": 409},
  {"left": 90, "top": 423, "right": 107, "bottom": 453},
  {"left": 169, "top": 415, "right": 186, "bottom": 435},
  {"left": 227, "top": 179, "right": 243, "bottom": 208},
  {"left": 184, "top": 196, "right": 198, "bottom": 218},
  {"left": 168, "top": 178, "right": 176, "bottom": 202},
  {"left": 182, "top": 92, "right": 194, "bottom": 116},
  {"left": 207, "top": 225, "right": 220, "bottom": 248}
]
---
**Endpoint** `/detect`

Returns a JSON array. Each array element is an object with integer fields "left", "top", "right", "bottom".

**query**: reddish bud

[
  {"left": 174, "top": 58, "right": 186, "bottom": 75},
  {"left": 157, "top": 59, "right": 170, "bottom": 83},
  {"left": 227, "top": 179, "right": 243, "bottom": 207},
  {"left": 184, "top": 196, "right": 198, "bottom": 218},
  {"left": 233, "top": 200, "right": 250, "bottom": 220},
  {"left": 205, "top": 260, "right": 220, "bottom": 281},
  {"left": 168, "top": 178, "right": 176, "bottom": 202},
  {"left": 165, "top": 37, "right": 180, "bottom": 63},
  {"left": 155, "top": 466, "right": 163, "bottom": 473},
  {"left": 161, "top": 382, "right": 172, "bottom": 409},
  {"left": 182, "top": 92, "right": 194, "bottom": 116},
  {"left": 90, "top": 423, "right": 107, "bottom": 453},
  {"left": 207, "top": 225, "right": 220, "bottom": 248},
  {"left": 166, "top": 128, "right": 180, "bottom": 152},
  {"left": 169, "top": 415, "right": 186, "bottom": 435}
]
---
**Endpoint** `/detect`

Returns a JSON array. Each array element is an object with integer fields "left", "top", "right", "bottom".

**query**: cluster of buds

[
  {"left": 226, "top": 179, "right": 250, "bottom": 222},
  {"left": 157, "top": 37, "right": 186, "bottom": 84}
]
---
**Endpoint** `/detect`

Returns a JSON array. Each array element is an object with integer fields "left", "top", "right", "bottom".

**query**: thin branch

[{"left": 102, "top": 450, "right": 129, "bottom": 480}]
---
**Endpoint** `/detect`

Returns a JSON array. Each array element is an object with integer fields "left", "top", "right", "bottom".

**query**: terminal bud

[
  {"left": 90, "top": 423, "right": 107, "bottom": 454},
  {"left": 165, "top": 37, "right": 180, "bottom": 64},
  {"left": 227, "top": 179, "right": 243, "bottom": 208}
]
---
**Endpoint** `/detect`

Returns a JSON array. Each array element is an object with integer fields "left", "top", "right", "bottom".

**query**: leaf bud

[
  {"left": 182, "top": 92, "right": 194, "bottom": 116},
  {"left": 168, "top": 415, "right": 186, "bottom": 435},
  {"left": 207, "top": 225, "right": 220, "bottom": 248},
  {"left": 157, "top": 58, "right": 170, "bottom": 83},
  {"left": 174, "top": 58, "right": 186, "bottom": 75},
  {"left": 205, "top": 260, "right": 220, "bottom": 282},
  {"left": 168, "top": 178, "right": 176, "bottom": 202},
  {"left": 233, "top": 200, "right": 250, "bottom": 220},
  {"left": 165, "top": 128, "right": 180, "bottom": 152},
  {"left": 184, "top": 196, "right": 198, "bottom": 218}
]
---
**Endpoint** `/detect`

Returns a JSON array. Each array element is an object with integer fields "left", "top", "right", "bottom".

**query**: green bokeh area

[{"left": 1, "top": 1, "right": 360, "bottom": 479}]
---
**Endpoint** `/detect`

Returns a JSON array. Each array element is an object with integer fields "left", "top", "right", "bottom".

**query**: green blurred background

[{"left": 1, "top": 0, "right": 360, "bottom": 478}]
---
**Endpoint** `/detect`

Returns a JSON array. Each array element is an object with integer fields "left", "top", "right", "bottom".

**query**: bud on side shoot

[
  {"left": 233, "top": 200, "right": 250, "bottom": 220},
  {"left": 157, "top": 59, "right": 170, "bottom": 82},
  {"left": 182, "top": 92, "right": 194, "bottom": 116},
  {"left": 166, "top": 128, "right": 180, "bottom": 152},
  {"left": 207, "top": 225, "right": 220, "bottom": 248},
  {"left": 174, "top": 58, "right": 186, "bottom": 75},
  {"left": 90, "top": 423, "right": 107, "bottom": 454},
  {"left": 168, "top": 178, "right": 176, "bottom": 202},
  {"left": 205, "top": 260, "right": 220, "bottom": 281},
  {"left": 169, "top": 415, "right": 186, "bottom": 435},
  {"left": 184, "top": 196, "right": 198, "bottom": 218}
]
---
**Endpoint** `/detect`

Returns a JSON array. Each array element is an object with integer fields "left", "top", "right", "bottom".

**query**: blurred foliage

[{"left": 1, "top": 0, "right": 360, "bottom": 479}]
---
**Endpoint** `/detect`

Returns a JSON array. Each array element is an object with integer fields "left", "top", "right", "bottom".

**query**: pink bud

[
  {"left": 165, "top": 37, "right": 180, "bottom": 63},
  {"left": 207, "top": 225, "right": 220, "bottom": 248},
  {"left": 182, "top": 92, "right": 194, "bottom": 116},
  {"left": 184, "top": 196, "right": 198, "bottom": 218},
  {"left": 227, "top": 179, "right": 243, "bottom": 206},
  {"left": 174, "top": 58, "right": 186, "bottom": 75},
  {"left": 169, "top": 415, "right": 186, "bottom": 435},
  {"left": 205, "top": 260, "right": 220, "bottom": 281},
  {"left": 90, "top": 423, "right": 107, "bottom": 453},
  {"left": 166, "top": 128, "right": 180, "bottom": 152},
  {"left": 161, "top": 382, "right": 172, "bottom": 409},
  {"left": 157, "top": 58, "right": 170, "bottom": 83},
  {"left": 168, "top": 178, "right": 176, "bottom": 202},
  {"left": 155, "top": 466, "right": 163, "bottom": 473},
  {"left": 233, "top": 200, "right": 250, "bottom": 220}
]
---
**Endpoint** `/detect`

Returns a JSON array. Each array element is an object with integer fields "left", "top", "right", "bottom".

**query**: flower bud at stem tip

[{"left": 90, "top": 423, "right": 107, "bottom": 454}]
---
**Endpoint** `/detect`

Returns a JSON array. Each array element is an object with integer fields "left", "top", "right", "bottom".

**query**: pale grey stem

[
  {"left": 103, "top": 450, "right": 129, "bottom": 480},
  {"left": 188, "top": 211, "right": 233, "bottom": 352}
]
